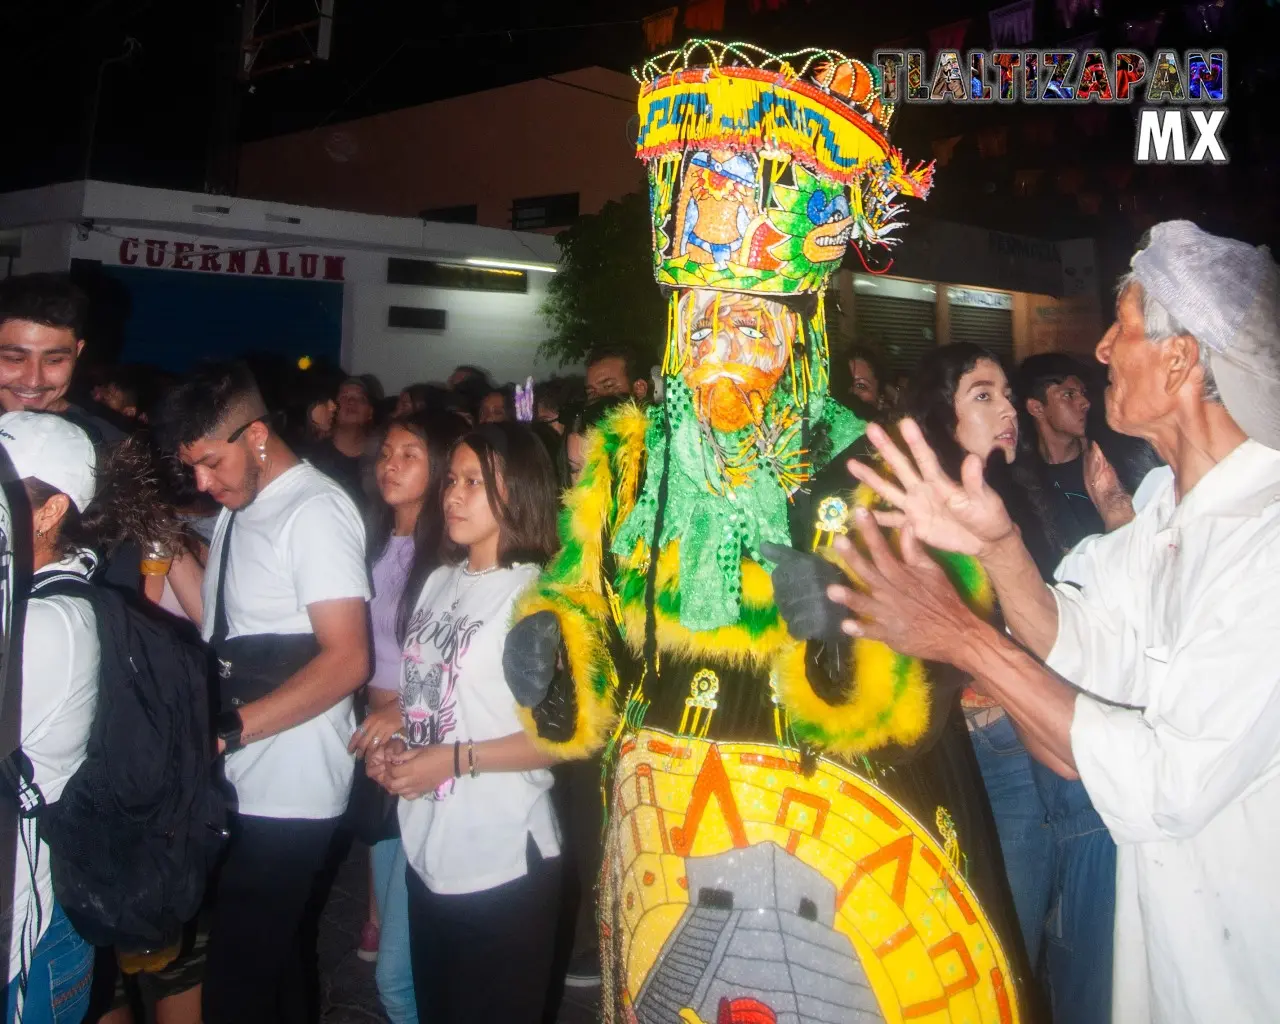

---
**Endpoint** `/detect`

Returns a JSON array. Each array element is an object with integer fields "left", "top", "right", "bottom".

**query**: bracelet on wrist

[
  {"left": 453, "top": 739, "right": 461, "bottom": 779},
  {"left": 467, "top": 740, "right": 478, "bottom": 779}
]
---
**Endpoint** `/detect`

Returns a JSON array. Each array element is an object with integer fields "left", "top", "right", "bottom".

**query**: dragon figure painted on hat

[{"left": 507, "top": 40, "right": 1027, "bottom": 1024}]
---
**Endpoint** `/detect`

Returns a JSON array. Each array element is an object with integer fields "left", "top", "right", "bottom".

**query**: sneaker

[
  {"left": 356, "top": 920, "right": 379, "bottom": 963},
  {"left": 564, "top": 949, "right": 601, "bottom": 988}
]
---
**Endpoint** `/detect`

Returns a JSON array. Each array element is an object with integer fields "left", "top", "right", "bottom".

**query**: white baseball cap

[{"left": 0, "top": 412, "right": 97, "bottom": 512}]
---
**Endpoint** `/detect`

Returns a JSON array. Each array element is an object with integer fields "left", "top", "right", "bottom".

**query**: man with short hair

[
  {"left": 310, "top": 376, "right": 377, "bottom": 504},
  {"left": 0, "top": 273, "right": 122, "bottom": 442},
  {"left": 0, "top": 273, "right": 85, "bottom": 417},
  {"left": 834, "top": 221, "right": 1280, "bottom": 1023},
  {"left": 0, "top": 273, "right": 142, "bottom": 594},
  {"left": 585, "top": 347, "right": 648, "bottom": 402},
  {"left": 156, "top": 362, "right": 370, "bottom": 1024}
]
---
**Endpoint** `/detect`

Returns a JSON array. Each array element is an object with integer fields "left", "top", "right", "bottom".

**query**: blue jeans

[
  {"left": 970, "top": 714, "right": 1052, "bottom": 967},
  {"left": 3, "top": 903, "right": 92, "bottom": 1024},
  {"left": 371, "top": 838, "right": 418, "bottom": 1024},
  {"left": 1032, "top": 763, "right": 1116, "bottom": 1024}
]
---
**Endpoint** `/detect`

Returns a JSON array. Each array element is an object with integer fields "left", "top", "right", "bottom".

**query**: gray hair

[{"left": 1116, "top": 271, "right": 1221, "bottom": 403}]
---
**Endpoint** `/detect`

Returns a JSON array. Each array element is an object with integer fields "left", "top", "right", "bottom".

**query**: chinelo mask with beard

[{"left": 680, "top": 291, "right": 795, "bottom": 433}]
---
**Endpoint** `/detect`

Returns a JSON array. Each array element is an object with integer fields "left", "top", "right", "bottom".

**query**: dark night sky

[
  {"left": 1, "top": 0, "right": 1272, "bottom": 267},
  {"left": 0, "top": 0, "right": 1065, "bottom": 191}
]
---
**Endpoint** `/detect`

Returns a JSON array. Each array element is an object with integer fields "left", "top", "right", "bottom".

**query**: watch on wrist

[{"left": 215, "top": 710, "right": 245, "bottom": 754}]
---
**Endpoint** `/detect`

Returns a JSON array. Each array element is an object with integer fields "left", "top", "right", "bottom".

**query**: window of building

[
  {"left": 418, "top": 204, "right": 478, "bottom": 224},
  {"left": 387, "top": 306, "right": 447, "bottom": 331},
  {"left": 511, "top": 193, "right": 579, "bottom": 231},
  {"left": 387, "top": 258, "right": 527, "bottom": 294}
]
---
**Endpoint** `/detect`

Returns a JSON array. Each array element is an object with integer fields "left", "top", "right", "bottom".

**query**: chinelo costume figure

[{"left": 505, "top": 40, "right": 1029, "bottom": 1024}]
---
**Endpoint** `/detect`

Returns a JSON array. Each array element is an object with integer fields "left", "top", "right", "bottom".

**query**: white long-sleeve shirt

[{"left": 1047, "top": 439, "right": 1280, "bottom": 1024}]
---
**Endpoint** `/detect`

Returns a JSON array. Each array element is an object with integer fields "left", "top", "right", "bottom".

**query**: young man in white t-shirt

[{"left": 158, "top": 363, "right": 370, "bottom": 1024}]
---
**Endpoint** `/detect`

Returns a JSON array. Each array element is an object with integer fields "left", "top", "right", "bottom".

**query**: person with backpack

[
  {"left": 155, "top": 363, "right": 370, "bottom": 1024},
  {"left": 0, "top": 411, "right": 208, "bottom": 1023}
]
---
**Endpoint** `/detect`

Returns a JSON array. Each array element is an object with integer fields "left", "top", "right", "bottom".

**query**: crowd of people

[{"left": 1, "top": 216, "right": 1278, "bottom": 1024}]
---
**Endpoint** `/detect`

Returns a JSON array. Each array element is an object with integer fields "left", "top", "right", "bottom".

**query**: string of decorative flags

[
  {"left": 876, "top": 0, "right": 1235, "bottom": 55},
  {"left": 640, "top": 0, "right": 1238, "bottom": 55}
]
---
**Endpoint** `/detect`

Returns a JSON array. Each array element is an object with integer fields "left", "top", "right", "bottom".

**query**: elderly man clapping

[{"left": 827, "top": 221, "right": 1280, "bottom": 1024}]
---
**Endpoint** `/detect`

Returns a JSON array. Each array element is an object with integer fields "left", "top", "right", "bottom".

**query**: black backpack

[{"left": 5, "top": 570, "right": 229, "bottom": 952}]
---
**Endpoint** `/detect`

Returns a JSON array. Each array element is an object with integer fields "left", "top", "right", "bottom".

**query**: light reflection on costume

[{"left": 509, "top": 41, "right": 1027, "bottom": 1024}]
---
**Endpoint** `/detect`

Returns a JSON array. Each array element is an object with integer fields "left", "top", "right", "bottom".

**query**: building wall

[
  {"left": 69, "top": 225, "right": 562, "bottom": 389},
  {"left": 238, "top": 68, "right": 642, "bottom": 229},
  {"left": 0, "top": 181, "right": 568, "bottom": 390},
  {"left": 339, "top": 249, "right": 563, "bottom": 388},
  {"left": 13, "top": 224, "right": 76, "bottom": 276}
]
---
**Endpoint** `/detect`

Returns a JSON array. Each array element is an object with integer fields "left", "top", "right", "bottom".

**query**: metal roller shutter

[
  {"left": 855, "top": 294, "right": 937, "bottom": 377},
  {"left": 949, "top": 306, "right": 1014, "bottom": 361}
]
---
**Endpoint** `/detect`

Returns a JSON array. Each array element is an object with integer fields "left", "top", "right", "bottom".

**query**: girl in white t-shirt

[
  {"left": 347, "top": 411, "right": 464, "bottom": 1024},
  {"left": 368, "top": 422, "right": 563, "bottom": 1024}
]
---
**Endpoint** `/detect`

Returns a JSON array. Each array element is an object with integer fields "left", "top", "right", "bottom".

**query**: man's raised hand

[{"left": 849, "top": 420, "right": 1016, "bottom": 558}]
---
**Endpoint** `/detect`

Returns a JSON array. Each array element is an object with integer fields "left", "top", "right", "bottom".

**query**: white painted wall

[
  {"left": 14, "top": 224, "right": 75, "bottom": 275},
  {"left": 0, "top": 180, "right": 571, "bottom": 390},
  {"left": 339, "top": 249, "right": 567, "bottom": 389}
]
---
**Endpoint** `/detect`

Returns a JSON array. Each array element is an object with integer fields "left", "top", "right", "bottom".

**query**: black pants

[
  {"left": 201, "top": 814, "right": 340, "bottom": 1024},
  {"left": 407, "top": 836, "right": 563, "bottom": 1024},
  {"left": 564, "top": 756, "right": 604, "bottom": 957}
]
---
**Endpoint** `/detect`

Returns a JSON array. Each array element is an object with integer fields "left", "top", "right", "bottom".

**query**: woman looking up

[
  {"left": 368, "top": 422, "right": 563, "bottom": 1024},
  {"left": 903, "top": 342, "right": 1056, "bottom": 971}
]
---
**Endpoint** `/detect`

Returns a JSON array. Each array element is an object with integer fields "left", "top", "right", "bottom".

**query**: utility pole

[
  {"left": 205, "top": 0, "right": 336, "bottom": 195},
  {"left": 83, "top": 37, "right": 140, "bottom": 181}
]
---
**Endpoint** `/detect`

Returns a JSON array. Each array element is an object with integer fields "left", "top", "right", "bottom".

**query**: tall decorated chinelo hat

[
  {"left": 611, "top": 41, "right": 936, "bottom": 634},
  {"left": 634, "top": 40, "right": 934, "bottom": 296}
]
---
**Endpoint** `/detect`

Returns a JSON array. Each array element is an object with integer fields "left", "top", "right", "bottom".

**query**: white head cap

[
  {"left": 0, "top": 412, "right": 97, "bottom": 512},
  {"left": 1130, "top": 220, "right": 1280, "bottom": 449}
]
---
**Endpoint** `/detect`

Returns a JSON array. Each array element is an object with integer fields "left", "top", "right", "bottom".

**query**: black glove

[
  {"left": 762, "top": 541, "right": 849, "bottom": 646},
  {"left": 762, "top": 541, "right": 855, "bottom": 700},
  {"left": 503, "top": 611, "right": 562, "bottom": 708}
]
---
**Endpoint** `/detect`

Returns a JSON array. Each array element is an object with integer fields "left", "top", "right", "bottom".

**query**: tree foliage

[{"left": 538, "top": 190, "right": 666, "bottom": 370}]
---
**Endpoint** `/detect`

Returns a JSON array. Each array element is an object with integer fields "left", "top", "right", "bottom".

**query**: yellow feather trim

[
  {"left": 512, "top": 588, "right": 619, "bottom": 759},
  {"left": 772, "top": 637, "right": 931, "bottom": 755},
  {"left": 610, "top": 403, "right": 650, "bottom": 527}
]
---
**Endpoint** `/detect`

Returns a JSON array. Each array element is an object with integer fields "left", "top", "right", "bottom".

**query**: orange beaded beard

[
  {"left": 686, "top": 363, "right": 783, "bottom": 432},
  {"left": 679, "top": 292, "right": 796, "bottom": 433}
]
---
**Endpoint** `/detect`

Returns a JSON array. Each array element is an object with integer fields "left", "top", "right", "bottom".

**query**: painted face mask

[{"left": 679, "top": 291, "right": 797, "bottom": 432}]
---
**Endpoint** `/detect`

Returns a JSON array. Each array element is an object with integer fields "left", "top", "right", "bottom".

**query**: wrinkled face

[
  {"left": 849, "top": 358, "right": 881, "bottom": 409},
  {"left": 953, "top": 358, "right": 1018, "bottom": 463},
  {"left": 1096, "top": 285, "right": 1173, "bottom": 436},
  {"left": 376, "top": 424, "right": 430, "bottom": 511},
  {"left": 443, "top": 443, "right": 501, "bottom": 550},
  {"left": 478, "top": 392, "right": 507, "bottom": 424},
  {"left": 1034, "top": 375, "right": 1090, "bottom": 440},
  {"left": 586, "top": 357, "right": 633, "bottom": 401},
  {"left": 336, "top": 382, "right": 372, "bottom": 427},
  {"left": 680, "top": 291, "right": 795, "bottom": 432},
  {"left": 179, "top": 419, "right": 265, "bottom": 510},
  {"left": 0, "top": 319, "right": 83, "bottom": 413}
]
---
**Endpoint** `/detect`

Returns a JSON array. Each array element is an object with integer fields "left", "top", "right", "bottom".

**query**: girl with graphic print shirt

[
  {"left": 346, "top": 412, "right": 464, "bottom": 1024},
  {"left": 368, "top": 423, "right": 563, "bottom": 1024}
]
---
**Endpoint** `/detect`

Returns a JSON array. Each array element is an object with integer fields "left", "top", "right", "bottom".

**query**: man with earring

[{"left": 156, "top": 362, "right": 370, "bottom": 1024}]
